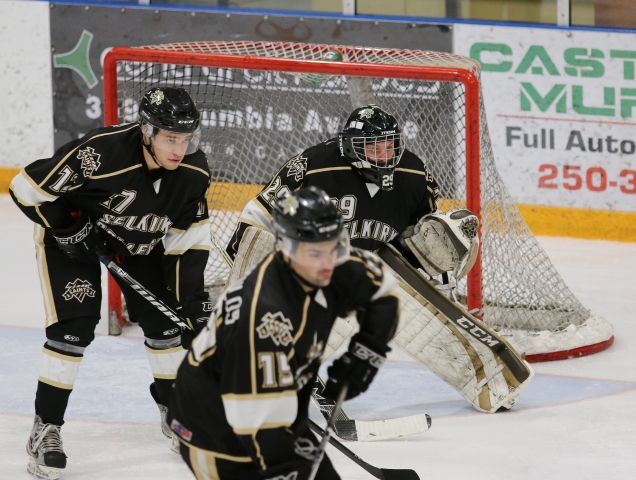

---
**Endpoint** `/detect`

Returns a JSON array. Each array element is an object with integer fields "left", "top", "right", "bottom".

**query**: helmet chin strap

[
  {"left": 142, "top": 139, "right": 163, "bottom": 169},
  {"left": 140, "top": 126, "right": 163, "bottom": 169}
]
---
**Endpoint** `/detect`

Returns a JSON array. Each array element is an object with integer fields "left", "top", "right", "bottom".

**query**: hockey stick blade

[
  {"left": 96, "top": 251, "right": 191, "bottom": 331},
  {"left": 309, "top": 420, "right": 420, "bottom": 480},
  {"left": 311, "top": 376, "right": 431, "bottom": 442},
  {"left": 335, "top": 413, "right": 432, "bottom": 442}
]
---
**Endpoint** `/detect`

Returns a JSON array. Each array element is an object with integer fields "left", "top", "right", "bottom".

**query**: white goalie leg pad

[
  {"left": 38, "top": 348, "right": 83, "bottom": 390},
  {"left": 145, "top": 344, "right": 187, "bottom": 380},
  {"left": 227, "top": 226, "right": 275, "bottom": 286},
  {"left": 322, "top": 315, "right": 358, "bottom": 362},
  {"left": 393, "top": 280, "right": 533, "bottom": 413}
]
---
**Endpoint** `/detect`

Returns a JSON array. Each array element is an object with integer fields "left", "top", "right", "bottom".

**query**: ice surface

[{"left": 2, "top": 194, "right": 636, "bottom": 479}]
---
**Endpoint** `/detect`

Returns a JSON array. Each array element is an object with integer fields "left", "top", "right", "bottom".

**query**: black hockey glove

[
  {"left": 323, "top": 332, "right": 390, "bottom": 401},
  {"left": 50, "top": 214, "right": 108, "bottom": 265},
  {"left": 176, "top": 297, "right": 214, "bottom": 349}
]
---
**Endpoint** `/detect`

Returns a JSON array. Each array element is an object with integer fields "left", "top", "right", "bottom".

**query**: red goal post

[{"left": 102, "top": 41, "right": 613, "bottom": 362}]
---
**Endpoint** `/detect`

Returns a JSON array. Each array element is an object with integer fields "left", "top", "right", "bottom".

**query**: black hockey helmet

[
  {"left": 272, "top": 186, "right": 343, "bottom": 243},
  {"left": 272, "top": 187, "right": 350, "bottom": 268},
  {"left": 139, "top": 87, "right": 200, "bottom": 133},
  {"left": 139, "top": 87, "right": 201, "bottom": 155},
  {"left": 338, "top": 104, "right": 404, "bottom": 191}
]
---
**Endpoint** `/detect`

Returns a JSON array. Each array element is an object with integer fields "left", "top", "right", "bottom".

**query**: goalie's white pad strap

[
  {"left": 391, "top": 277, "right": 533, "bottom": 413},
  {"left": 227, "top": 226, "right": 275, "bottom": 286}
]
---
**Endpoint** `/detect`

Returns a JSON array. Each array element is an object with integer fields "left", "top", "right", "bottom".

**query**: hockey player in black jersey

[
  {"left": 169, "top": 187, "right": 399, "bottom": 480},
  {"left": 226, "top": 104, "right": 440, "bottom": 258},
  {"left": 10, "top": 87, "right": 212, "bottom": 479}
]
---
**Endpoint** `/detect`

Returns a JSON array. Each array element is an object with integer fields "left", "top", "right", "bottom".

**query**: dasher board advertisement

[{"left": 454, "top": 24, "right": 636, "bottom": 212}]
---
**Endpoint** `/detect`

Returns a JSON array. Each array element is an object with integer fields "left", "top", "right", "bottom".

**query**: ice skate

[
  {"left": 26, "top": 415, "right": 66, "bottom": 480},
  {"left": 150, "top": 384, "right": 180, "bottom": 454}
]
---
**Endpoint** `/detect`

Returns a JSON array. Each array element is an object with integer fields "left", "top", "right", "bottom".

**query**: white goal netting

[{"left": 105, "top": 41, "right": 613, "bottom": 360}]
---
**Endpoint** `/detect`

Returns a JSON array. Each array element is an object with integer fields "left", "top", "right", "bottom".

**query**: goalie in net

[{"left": 224, "top": 104, "right": 533, "bottom": 414}]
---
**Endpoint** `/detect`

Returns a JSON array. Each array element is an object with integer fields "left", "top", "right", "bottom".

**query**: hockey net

[{"left": 103, "top": 41, "right": 613, "bottom": 362}]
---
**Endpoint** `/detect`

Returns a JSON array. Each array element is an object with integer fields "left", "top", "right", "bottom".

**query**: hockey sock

[{"left": 35, "top": 343, "right": 84, "bottom": 426}]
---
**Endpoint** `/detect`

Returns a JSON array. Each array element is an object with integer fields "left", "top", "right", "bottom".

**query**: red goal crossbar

[{"left": 102, "top": 45, "right": 482, "bottom": 331}]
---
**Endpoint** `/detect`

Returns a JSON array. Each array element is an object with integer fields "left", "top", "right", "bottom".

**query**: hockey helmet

[
  {"left": 272, "top": 187, "right": 349, "bottom": 267},
  {"left": 338, "top": 105, "right": 404, "bottom": 191},
  {"left": 139, "top": 87, "right": 201, "bottom": 155}
]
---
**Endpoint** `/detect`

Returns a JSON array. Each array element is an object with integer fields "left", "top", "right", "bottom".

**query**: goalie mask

[
  {"left": 139, "top": 87, "right": 201, "bottom": 156},
  {"left": 271, "top": 186, "right": 350, "bottom": 269},
  {"left": 402, "top": 209, "right": 479, "bottom": 280},
  {"left": 338, "top": 105, "right": 405, "bottom": 191}
]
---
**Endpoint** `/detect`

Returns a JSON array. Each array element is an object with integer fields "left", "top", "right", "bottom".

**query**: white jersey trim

[
  {"left": 239, "top": 199, "right": 272, "bottom": 232},
  {"left": 10, "top": 171, "right": 58, "bottom": 207},
  {"left": 222, "top": 391, "right": 298, "bottom": 433},
  {"left": 164, "top": 219, "right": 211, "bottom": 254}
]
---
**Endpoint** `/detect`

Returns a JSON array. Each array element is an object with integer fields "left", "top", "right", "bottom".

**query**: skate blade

[
  {"left": 27, "top": 457, "right": 61, "bottom": 480},
  {"left": 170, "top": 434, "right": 180, "bottom": 454}
]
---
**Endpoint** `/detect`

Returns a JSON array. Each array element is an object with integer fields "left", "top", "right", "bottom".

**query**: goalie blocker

[{"left": 378, "top": 244, "right": 533, "bottom": 413}]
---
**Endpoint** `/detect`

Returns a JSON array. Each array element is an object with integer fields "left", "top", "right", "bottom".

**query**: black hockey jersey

[
  {"left": 227, "top": 138, "right": 440, "bottom": 259},
  {"left": 9, "top": 123, "right": 211, "bottom": 301},
  {"left": 169, "top": 249, "right": 399, "bottom": 475}
]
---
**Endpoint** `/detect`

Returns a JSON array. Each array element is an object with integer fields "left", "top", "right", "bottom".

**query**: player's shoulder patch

[{"left": 285, "top": 152, "right": 308, "bottom": 182}]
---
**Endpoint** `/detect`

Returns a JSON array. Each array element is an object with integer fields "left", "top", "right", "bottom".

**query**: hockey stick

[
  {"left": 308, "top": 420, "right": 420, "bottom": 480},
  {"left": 308, "top": 383, "right": 348, "bottom": 480},
  {"left": 311, "top": 375, "right": 432, "bottom": 442},
  {"left": 96, "top": 251, "right": 192, "bottom": 331}
]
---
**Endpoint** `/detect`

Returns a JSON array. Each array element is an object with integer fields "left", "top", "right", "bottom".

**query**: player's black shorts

[
  {"left": 37, "top": 229, "right": 178, "bottom": 342},
  {"left": 178, "top": 439, "right": 340, "bottom": 480}
]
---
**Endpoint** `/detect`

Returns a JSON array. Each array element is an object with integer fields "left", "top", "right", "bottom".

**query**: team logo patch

[
  {"left": 358, "top": 107, "right": 374, "bottom": 119},
  {"left": 63, "top": 279, "right": 96, "bottom": 303},
  {"left": 279, "top": 196, "right": 299, "bottom": 216},
  {"left": 257, "top": 312, "right": 294, "bottom": 346},
  {"left": 149, "top": 90, "right": 165, "bottom": 105},
  {"left": 170, "top": 419, "right": 192, "bottom": 441},
  {"left": 286, "top": 155, "right": 307, "bottom": 182},
  {"left": 460, "top": 217, "right": 478, "bottom": 240},
  {"left": 77, "top": 147, "right": 101, "bottom": 177}
]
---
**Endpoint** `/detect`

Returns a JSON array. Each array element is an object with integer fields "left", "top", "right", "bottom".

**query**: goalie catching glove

[
  {"left": 50, "top": 213, "right": 109, "bottom": 265},
  {"left": 401, "top": 209, "right": 479, "bottom": 280},
  {"left": 323, "top": 332, "right": 390, "bottom": 401}
]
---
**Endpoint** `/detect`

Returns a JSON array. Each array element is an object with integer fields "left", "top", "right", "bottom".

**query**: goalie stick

[
  {"left": 309, "top": 420, "right": 420, "bottom": 480},
  {"left": 377, "top": 244, "right": 531, "bottom": 384},
  {"left": 311, "top": 375, "right": 431, "bottom": 442}
]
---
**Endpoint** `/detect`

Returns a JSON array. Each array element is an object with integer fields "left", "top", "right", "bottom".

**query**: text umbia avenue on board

[{"left": 506, "top": 126, "right": 636, "bottom": 155}]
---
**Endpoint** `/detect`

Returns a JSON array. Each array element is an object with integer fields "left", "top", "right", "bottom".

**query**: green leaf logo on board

[{"left": 53, "top": 30, "right": 98, "bottom": 89}]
